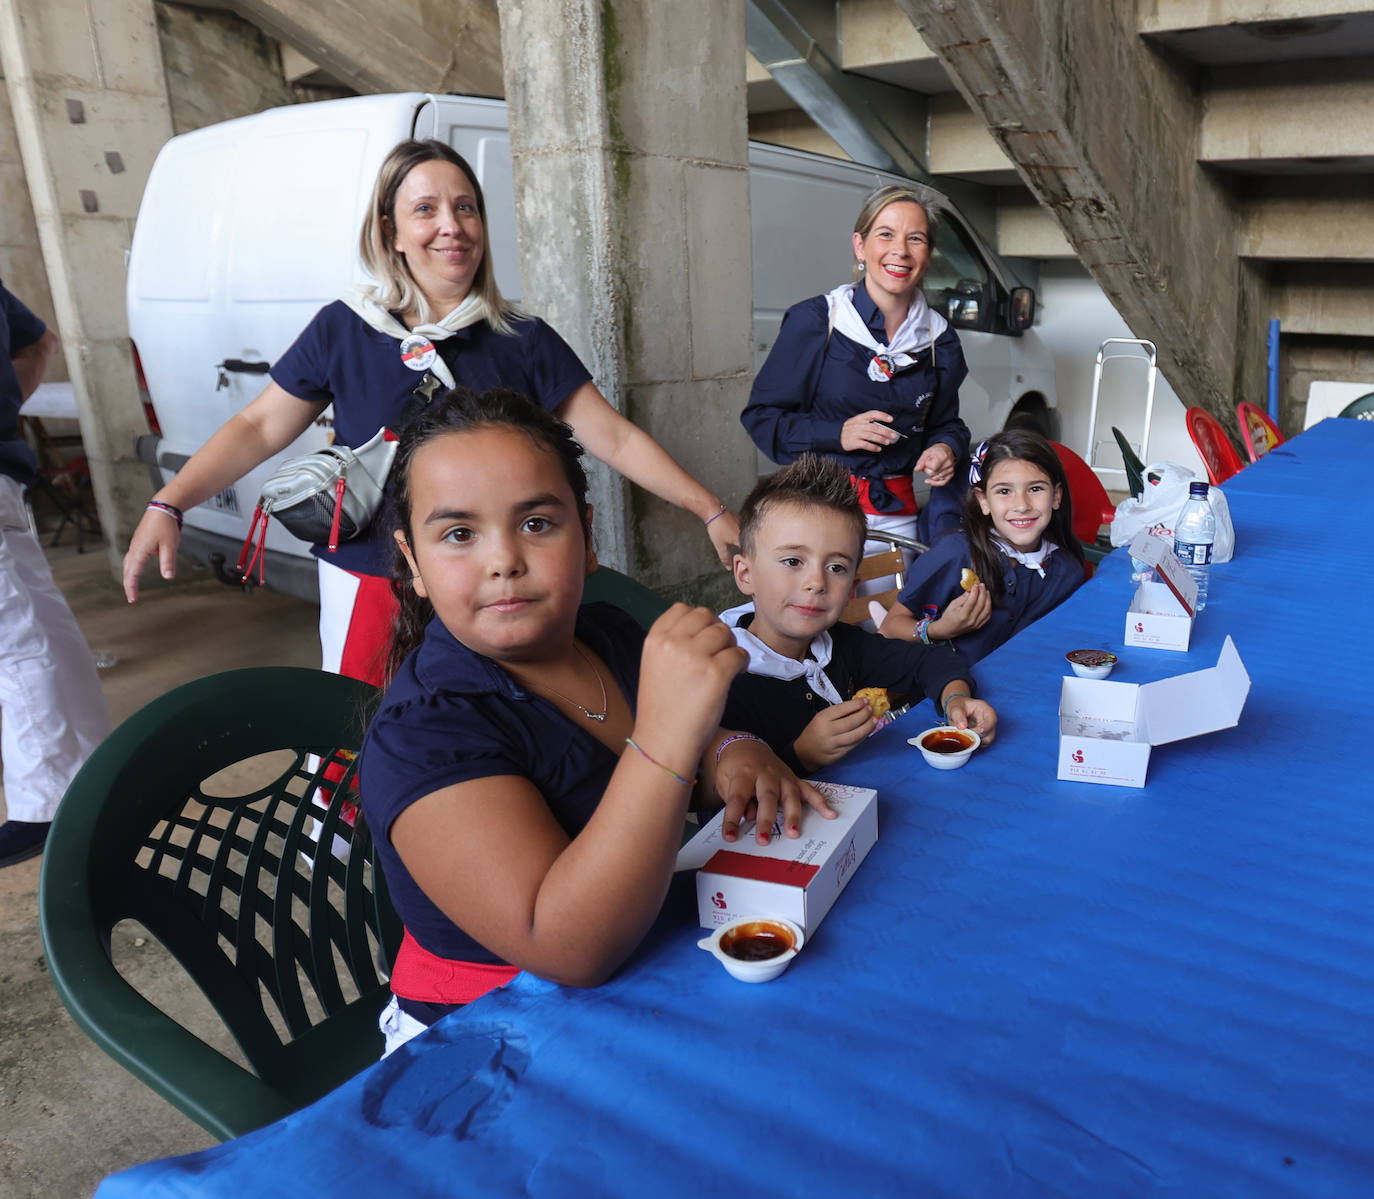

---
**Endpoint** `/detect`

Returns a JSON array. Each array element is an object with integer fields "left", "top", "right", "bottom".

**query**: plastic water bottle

[{"left": 1173, "top": 481, "right": 1215, "bottom": 611}]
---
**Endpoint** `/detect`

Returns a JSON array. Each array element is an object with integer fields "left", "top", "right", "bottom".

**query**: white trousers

[
  {"left": 378, "top": 994, "right": 428, "bottom": 1057},
  {"left": 315, "top": 557, "right": 357, "bottom": 675},
  {"left": 0, "top": 476, "right": 111, "bottom": 821}
]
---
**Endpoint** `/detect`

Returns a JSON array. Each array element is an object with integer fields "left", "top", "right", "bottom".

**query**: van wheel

[{"left": 1003, "top": 392, "right": 1057, "bottom": 441}]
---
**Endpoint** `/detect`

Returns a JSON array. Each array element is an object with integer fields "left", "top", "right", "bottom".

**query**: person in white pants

[{"left": 0, "top": 281, "right": 111, "bottom": 866}]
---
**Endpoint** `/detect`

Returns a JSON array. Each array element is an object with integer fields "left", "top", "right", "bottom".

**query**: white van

[{"left": 128, "top": 92, "right": 1056, "bottom": 600}]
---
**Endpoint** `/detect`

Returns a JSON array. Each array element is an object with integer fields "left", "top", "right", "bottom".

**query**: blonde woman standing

[
  {"left": 742, "top": 184, "right": 970, "bottom": 563},
  {"left": 123, "top": 140, "right": 739, "bottom": 684}
]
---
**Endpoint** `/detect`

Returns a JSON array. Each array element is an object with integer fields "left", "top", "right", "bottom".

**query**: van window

[
  {"left": 227, "top": 128, "right": 369, "bottom": 303},
  {"left": 924, "top": 216, "right": 988, "bottom": 319}
]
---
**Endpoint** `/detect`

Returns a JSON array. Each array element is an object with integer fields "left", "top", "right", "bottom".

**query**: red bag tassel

[
  {"left": 327, "top": 475, "right": 347, "bottom": 552},
  {"left": 236, "top": 502, "right": 270, "bottom": 586}
]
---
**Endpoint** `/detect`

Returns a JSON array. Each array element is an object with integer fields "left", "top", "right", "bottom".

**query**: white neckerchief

[
  {"left": 341, "top": 287, "right": 487, "bottom": 389},
  {"left": 719, "top": 602, "right": 845, "bottom": 706},
  {"left": 993, "top": 535, "right": 1058, "bottom": 578},
  {"left": 824, "top": 283, "right": 949, "bottom": 383}
]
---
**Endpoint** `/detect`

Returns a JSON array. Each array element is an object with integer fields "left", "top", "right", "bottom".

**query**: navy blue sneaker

[{"left": 0, "top": 820, "right": 51, "bottom": 867}]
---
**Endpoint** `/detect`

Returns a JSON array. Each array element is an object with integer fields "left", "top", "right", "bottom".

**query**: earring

[{"left": 857, "top": 261, "right": 866, "bottom": 273}]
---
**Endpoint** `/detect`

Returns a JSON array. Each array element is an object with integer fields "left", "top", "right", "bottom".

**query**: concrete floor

[{"left": 0, "top": 522, "right": 322, "bottom": 1198}]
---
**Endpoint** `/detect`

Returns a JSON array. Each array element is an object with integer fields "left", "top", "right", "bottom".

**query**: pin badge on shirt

[
  {"left": 871, "top": 354, "right": 896, "bottom": 381},
  {"left": 399, "top": 334, "right": 437, "bottom": 372}
]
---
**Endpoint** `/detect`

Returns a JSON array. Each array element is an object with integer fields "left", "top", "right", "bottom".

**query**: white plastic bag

[{"left": 1109, "top": 462, "right": 1234, "bottom": 563}]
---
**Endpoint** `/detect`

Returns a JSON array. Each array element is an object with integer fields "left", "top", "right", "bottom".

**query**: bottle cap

[{"left": 1189, "top": 481, "right": 1209, "bottom": 496}]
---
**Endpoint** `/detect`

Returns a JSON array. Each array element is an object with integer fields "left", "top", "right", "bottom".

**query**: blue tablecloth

[{"left": 101, "top": 420, "right": 1374, "bottom": 1197}]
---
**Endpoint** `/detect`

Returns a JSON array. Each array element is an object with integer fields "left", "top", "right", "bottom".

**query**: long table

[{"left": 100, "top": 419, "right": 1374, "bottom": 1197}]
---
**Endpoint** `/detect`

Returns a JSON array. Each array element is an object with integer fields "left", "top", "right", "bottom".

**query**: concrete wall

[
  {"left": 156, "top": 2, "right": 298, "bottom": 135},
  {"left": 1283, "top": 335, "right": 1374, "bottom": 431}
]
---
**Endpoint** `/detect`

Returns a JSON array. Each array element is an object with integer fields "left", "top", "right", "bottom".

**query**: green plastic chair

[
  {"left": 39, "top": 667, "right": 401, "bottom": 1141},
  {"left": 1111, "top": 426, "right": 1147, "bottom": 499},
  {"left": 1338, "top": 392, "right": 1374, "bottom": 420},
  {"left": 581, "top": 563, "right": 671, "bottom": 629}
]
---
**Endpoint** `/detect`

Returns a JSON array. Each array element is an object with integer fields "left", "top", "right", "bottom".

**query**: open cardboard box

[
  {"left": 1058, "top": 636, "right": 1250, "bottom": 788},
  {"left": 676, "top": 781, "right": 877, "bottom": 935},
  {"left": 1125, "top": 532, "right": 1199, "bottom": 651}
]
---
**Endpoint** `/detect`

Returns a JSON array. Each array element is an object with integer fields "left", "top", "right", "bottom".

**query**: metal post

[{"left": 1266, "top": 318, "right": 1280, "bottom": 422}]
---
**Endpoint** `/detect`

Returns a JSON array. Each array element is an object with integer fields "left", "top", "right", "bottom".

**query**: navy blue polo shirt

[
  {"left": 896, "top": 530, "right": 1084, "bottom": 664},
  {"left": 360, "top": 602, "right": 645, "bottom": 965},
  {"left": 1, "top": 282, "right": 45, "bottom": 487},
  {"left": 742, "top": 287, "right": 971, "bottom": 480},
  {"left": 270, "top": 301, "right": 593, "bottom": 575}
]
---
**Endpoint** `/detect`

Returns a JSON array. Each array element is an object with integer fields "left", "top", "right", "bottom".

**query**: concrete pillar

[
  {"left": 0, "top": 0, "right": 176, "bottom": 577},
  {"left": 497, "top": 0, "right": 756, "bottom": 603},
  {"left": 895, "top": 0, "right": 1268, "bottom": 425}
]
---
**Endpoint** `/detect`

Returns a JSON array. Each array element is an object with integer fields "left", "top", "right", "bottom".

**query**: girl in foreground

[
  {"left": 360, "top": 388, "right": 831, "bottom": 1053},
  {"left": 879, "top": 429, "right": 1085, "bottom": 663}
]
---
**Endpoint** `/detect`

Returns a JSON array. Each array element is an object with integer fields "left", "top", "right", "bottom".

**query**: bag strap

[
  {"left": 236, "top": 501, "right": 270, "bottom": 586},
  {"left": 327, "top": 475, "right": 347, "bottom": 552}
]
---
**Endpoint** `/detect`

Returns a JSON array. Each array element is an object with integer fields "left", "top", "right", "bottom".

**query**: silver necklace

[{"left": 540, "top": 644, "right": 607, "bottom": 722}]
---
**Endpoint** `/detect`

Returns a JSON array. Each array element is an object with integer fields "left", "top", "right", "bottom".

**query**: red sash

[
  {"left": 850, "top": 474, "right": 918, "bottom": 517},
  {"left": 390, "top": 928, "right": 520, "bottom": 1004}
]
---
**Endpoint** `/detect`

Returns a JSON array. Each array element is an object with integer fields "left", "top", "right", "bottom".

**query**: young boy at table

[{"left": 720, "top": 455, "right": 996, "bottom": 775}]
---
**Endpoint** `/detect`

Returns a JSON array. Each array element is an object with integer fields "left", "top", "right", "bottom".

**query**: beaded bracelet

[
  {"left": 703, "top": 504, "right": 729, "bottom": 527},
  {"left": 715, "top": 733, "right": 765, "bottom": 764},
  {"left": 914, "top": 616, "right": 932, "bottom": 645},
  {"left": 625, "top": 738, "right": 694, "bottom": 787},
  {"left": 941, "top": 691, "right": 971, "bottom": 724},
  {"left": 146, "top": 499, "right": 184, "bottom": 529}
]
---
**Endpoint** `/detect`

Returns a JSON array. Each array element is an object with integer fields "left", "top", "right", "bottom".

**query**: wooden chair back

[{"left": 841, "top": 547, "right": 906, "bottom": 624}]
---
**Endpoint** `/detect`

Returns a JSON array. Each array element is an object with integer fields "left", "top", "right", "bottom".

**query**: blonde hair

[
  {"left": 852, "top": 184, "right": 941, "bottom": 284},
  {"left": 358, "top": 139, "right": 518, "bottom": 334}
]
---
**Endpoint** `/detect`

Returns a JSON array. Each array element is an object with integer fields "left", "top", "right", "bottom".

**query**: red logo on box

[
  {"left": 711, "top": 891, "right": 727, "bottom": 910},
  {"left": 1072, "top": 749, "right": 1084, "bottom": 763}
]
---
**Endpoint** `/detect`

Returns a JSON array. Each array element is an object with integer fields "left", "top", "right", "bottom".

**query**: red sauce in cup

[
  {"left": 720, "top": 921, "right": 796, "bottom": 961},
  {"left": 922, "top": 731, "right": 974, "bottom": 754}
]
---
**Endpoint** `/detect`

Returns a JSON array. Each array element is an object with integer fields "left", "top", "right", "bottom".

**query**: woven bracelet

[{"left": 146, "top": 500, "right": 184, "bottom": 529}]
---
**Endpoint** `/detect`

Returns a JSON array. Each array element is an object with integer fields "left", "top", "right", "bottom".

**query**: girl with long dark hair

[{"left": 878, "top": 428, "right": 1085, "bottom": 662}]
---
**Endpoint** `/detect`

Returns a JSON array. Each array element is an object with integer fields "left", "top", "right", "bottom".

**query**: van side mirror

[{"left": 1009, "top": 286, "right": 1035, "bottom": 331}]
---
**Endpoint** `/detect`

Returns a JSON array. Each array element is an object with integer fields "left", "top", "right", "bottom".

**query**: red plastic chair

[
  {"left": 1235, "top": 401, "right": 1284, "bottom": 463},
  {"left": 1185, "top": 407, "right": 1245, "bottom": 486},
  {"left": 1050, "top": 441, "right": 1116, "bottom": 549}
]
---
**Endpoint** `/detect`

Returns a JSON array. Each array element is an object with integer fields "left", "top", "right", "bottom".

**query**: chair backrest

[
  {"left": 1235, "top": 401, "right": 1285, "bottom": 462},
  {"left": 581, "top": 564, "right": 670, "bottom": 630},
  {"left": 841, "top": 547, "right": 906, "bottom": 624},
  {"left": 39, "top": 667, "right": 401, "bottom": 1141},
  {"left": 1337, "top": 392, "right": 1374, "bottom": 420},
  {"left": 1185, "top": 406, "right": 1246, "bottom": 485},
  {"left": 1049, "top": 441, "right": 1116, "bottom": 547},
  {"left": 1111, "top": 426, "right": 1147, "bottom": 498}
]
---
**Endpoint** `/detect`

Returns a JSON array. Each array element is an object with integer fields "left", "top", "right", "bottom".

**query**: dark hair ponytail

[
  {"left": 963, "top": 429, "right": 1083, "bottom": 603},
  {"left": 381, "top": 387, "right": 588, "bottom": 685}
]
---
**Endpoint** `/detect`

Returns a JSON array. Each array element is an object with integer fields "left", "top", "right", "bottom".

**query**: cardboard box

[
  {"left": 1124, "top": 533, "right": 1198, "bottom": 651},
  {"left": 1057, "top": 636, "right": 1251, "bottom": 788},
  {"left": 676, "top": 782, "right": 877, "bottom": 935}
]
